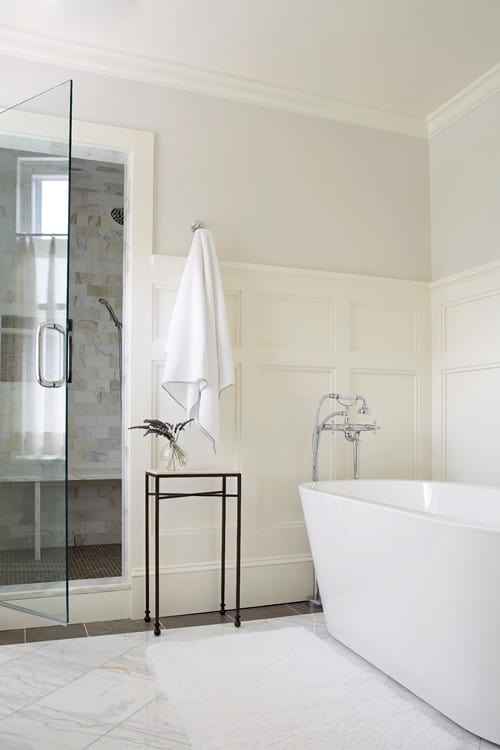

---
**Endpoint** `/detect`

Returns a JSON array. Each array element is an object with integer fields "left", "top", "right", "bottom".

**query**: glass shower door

[{"left": 0, "top": 81, "right": 72, "bottom": 624}]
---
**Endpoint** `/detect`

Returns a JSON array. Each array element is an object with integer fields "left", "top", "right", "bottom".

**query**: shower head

[
  {"left": 98, "top": 297, "right": 122, "bottom": 329},
  {"left": 111, "top": 207, "right": 124, "bottom": 226},
  {"left": 358, "top": 405, "right": 372, "bottom": 415},
  {"left": 357, "top": 396, "right": 372, "bottom": 415}
]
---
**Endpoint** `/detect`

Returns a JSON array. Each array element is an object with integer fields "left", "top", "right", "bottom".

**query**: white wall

[
  {"left": 129, "top": 257, "right": 431, "bottom": 616},
  {"left": 430, "top": 90, "right": 500, "bottom": 280},
  {"left": 431, "top": 262, "right": 500, "bottom": 484},
  {"left": 0, "top": 53, "right": 430, "bottom": 280}
]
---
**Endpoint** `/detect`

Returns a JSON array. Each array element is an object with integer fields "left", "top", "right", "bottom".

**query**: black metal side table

[{"left": 144, "top": 470, "right": 242, "bottom": 636}]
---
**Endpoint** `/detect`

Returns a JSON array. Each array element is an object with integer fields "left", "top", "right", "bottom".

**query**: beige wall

[
  {"left": 430, "top": 91, "right": 500, "bottom": 280},
  {"left": 0, "top": 53, "right": 430, "bottom": 280}
]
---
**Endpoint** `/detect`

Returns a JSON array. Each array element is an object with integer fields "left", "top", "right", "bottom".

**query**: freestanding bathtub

[{"left": 299, "top": 479, "right": 500, "bottom": 744}]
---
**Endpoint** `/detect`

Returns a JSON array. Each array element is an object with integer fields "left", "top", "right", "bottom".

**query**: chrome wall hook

[{"left": 190, "top": 221, "right": 205, "bottom": 233}]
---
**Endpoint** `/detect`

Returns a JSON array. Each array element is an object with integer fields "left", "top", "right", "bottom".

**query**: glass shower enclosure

[{"left": 0, "top": 81, "right": 72, "bottom": 624}]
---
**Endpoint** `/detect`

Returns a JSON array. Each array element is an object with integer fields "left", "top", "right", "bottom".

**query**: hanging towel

[{"left": 161, "top": 228, "right": 234, "bottom": 452}]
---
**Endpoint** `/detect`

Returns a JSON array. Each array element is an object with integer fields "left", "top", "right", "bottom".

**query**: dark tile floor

[{"left": 0, "top": 600, "right": 322, "bottom": 645}]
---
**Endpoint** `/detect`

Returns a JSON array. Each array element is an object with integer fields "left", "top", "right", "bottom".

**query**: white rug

[{"left": 147, "top": 626, "right": 477, "bottom": 750}]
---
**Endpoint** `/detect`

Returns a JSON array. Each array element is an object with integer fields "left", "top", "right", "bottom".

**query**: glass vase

[{"left": 160, "top": 440, "right": 188, "bottom": 472}]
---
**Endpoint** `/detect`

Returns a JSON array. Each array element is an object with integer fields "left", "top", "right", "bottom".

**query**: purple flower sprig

[{"left": 129, "top": 418, "right": 193, "bottom": 445}]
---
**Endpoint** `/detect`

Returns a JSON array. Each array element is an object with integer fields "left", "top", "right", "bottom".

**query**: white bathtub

[{"left": 299, "top": 479, "right": 500, "bottom": 744}]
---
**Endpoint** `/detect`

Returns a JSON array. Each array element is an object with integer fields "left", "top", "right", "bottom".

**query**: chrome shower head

[
  {"left": 111, "top": 207, "right": 124, "bottom": 226},
  {"left": 358, "top": 405, "right": 372, "bottom": 415}
]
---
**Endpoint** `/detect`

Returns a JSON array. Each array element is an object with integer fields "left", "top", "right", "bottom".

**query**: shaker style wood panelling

[
  {"left": 130, "top": 257, "right": 431, "bottom": 616},
  {"left": 432, "top": 262, "right": 500, "bottom": 483}
]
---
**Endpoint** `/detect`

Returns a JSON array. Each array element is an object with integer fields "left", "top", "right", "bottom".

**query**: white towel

[{"left": 161, "top": 228, "right": 234, "bottom": 451}]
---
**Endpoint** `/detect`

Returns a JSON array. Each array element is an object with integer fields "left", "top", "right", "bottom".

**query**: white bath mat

[{"left": 147, "top": 626, "right": 477, "bottom": 750}]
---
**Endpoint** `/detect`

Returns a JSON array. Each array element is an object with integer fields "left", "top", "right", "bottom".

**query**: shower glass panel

[{"left": 0, "top": 81, "right": 72, "bottom": 624}]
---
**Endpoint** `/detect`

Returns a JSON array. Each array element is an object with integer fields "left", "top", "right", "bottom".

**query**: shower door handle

[{"left": 35, "top": 322, "right": 66, "bottom": 388}]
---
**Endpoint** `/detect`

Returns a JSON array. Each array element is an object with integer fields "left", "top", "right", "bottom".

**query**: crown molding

[
  {"left": 427, "top": 62, "right": 500, "bottom": 138},
  {"left": 0, "top": 25, "right": 426, "bottom": 139},
  {"left": 430, "top": 259, "right": 500, "bottom": 288}
]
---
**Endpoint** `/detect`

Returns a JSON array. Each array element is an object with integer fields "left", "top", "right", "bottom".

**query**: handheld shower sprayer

[{"left": 98, "top": 298, "right": 122, "bottom": 330}]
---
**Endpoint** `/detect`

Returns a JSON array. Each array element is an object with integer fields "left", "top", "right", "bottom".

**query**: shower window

[{"left": 33, "top": 175, "right": 69, "bottom": 236}]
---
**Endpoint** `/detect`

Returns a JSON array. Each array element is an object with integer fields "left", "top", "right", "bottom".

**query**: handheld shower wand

[{"left": 98, "top": 298, "right": 122, "bottom": 329}]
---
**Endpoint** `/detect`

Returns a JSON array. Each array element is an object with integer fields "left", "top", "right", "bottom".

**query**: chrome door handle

[{"left": 35, "top": 322, "right": 66, "bottom": 388}]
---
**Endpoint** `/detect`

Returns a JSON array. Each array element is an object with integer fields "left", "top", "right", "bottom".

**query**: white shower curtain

[{"left": 11, "top": 236, "right": 65, "bottom": 458}]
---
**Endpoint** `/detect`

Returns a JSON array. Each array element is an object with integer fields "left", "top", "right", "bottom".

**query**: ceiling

[{"left": 0, "top": 0, "right": 500, "bottom": 135}]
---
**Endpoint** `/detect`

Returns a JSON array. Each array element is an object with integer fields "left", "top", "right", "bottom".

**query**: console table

[{"left": 144, "top": 470, "right": 242, "bottom": 636}]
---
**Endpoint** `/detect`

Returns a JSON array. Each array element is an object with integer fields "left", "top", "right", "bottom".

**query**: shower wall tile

[
  {"left": 0, "top": 154, "right": 124, "bottom": 549},
  {"left": 68, "top": 157, "right": 124, "bottom": 479},
  {"left": 68, "top": 158, "right": 124, "bottom": 544},
  {"left": 68, "top": 479, "right": 122, "bottom": 546}
]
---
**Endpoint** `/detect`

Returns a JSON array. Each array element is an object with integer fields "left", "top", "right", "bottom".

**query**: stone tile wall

[
  {"left": 68, "top": 158, "right": 124, "bottom": 478},
  {"left": 0, "top": 151, "right": 124, "bottom": 550}
]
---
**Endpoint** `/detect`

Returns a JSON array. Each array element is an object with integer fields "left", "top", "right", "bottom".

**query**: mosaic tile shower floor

[{"left": 0, "top": 544, "right": 121, "bottom": 585}]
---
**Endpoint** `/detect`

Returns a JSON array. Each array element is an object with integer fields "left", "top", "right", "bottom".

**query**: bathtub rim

[{"left": 299, "top": 478, "right": 500, "bottom": 534}]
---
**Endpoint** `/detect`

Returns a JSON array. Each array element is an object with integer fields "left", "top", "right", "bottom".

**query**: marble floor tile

[
  {"left": 120, "top": 694, "right": 190, "bottom": 747},
  {"left": 35, "top": 631, "right": 144, "bottom": 668},
  {"left": 39, "top": 662, "right": 161, "bottom": 725},
  {"left": 0, "top": 645, "right": 28, "bottom": 665},
  {"left": 0, "top": 704, "right": 111, "bottom": 750},
  {"left": 0, "top": 651, "right": 89, "bottom": 718},
  {"left": 88, "top": 727, "right": 190, "bottom": 749}
]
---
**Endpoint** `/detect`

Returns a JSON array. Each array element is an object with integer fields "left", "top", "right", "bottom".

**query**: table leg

[
  {"left": 220, "top": 476, "right": 226, "bottom": 615},
  {"left": 235, "top": 474, "right": 241, "bottom": 627},
  {"left": 154, "top": 475, "right": 161, "bottom": 636},
  {"left": 144, "top": 474, "right": 151, "bottom": 623}
]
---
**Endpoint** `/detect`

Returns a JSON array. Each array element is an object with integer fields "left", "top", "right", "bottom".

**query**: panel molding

[
  {"left": 349, "top": 300, "right": 417, "bottom": 354},
  {"left": 350, "top": 367, "right": 420, "bottom": 478},
  {"left": 152, "top": 283, "right": 242, "bottom": 347},
  {"left": 257, "top": 292, "right": 334, "bottom": 350},
  {"left": 440, "top": 363, "right": 500, "bottom": 481},
  {"left": 432, "top": 263, "right": 500, "bottom": 481},
  {"left": 441, "top": 289, "right": 500, "bottom": 358},
  {"left": 255, "top": 363, "right": 335, "bottom": 531},
  {"left": 146, "top": 256, "right": 430, "bottom": 609}
]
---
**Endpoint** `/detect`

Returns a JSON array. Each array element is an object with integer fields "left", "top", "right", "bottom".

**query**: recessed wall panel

[
  {"left": 444, "top": 293, "right": 500, "bottom": 359},
  {"left": 258, "top": 294, "right": 333, "bottom": 349},
  {"left": 153, "top": 285, "right": 242, "bottom": 346},
  {"left": 350, "top": 370, "right": 417, "bottom": 479},
  {"left": 444, "top": 366, "right": 500, "bottom": 485},
  {"left": 152, "top": 286, "right": 177, "bottom": 344},
  {"left": 257, "top": 365, "right": 335, "bottom": 528},
  {"left": 350, "top": 302, "right": 416, "bottom": 353}
]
